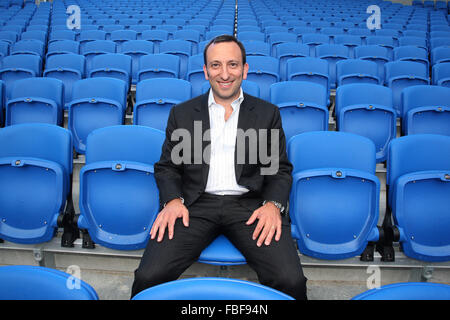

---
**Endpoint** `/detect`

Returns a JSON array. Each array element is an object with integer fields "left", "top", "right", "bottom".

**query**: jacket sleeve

[
  {"left": 154, "top": 106, "right": 184, "bottom": 207},
  {"left": 260, "top": 106, "right": 293, "bottom": 210}
]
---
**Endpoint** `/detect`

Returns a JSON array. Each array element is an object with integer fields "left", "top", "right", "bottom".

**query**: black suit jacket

[{"left": 154, "top": 91, "right": 293, "bottom": 212}]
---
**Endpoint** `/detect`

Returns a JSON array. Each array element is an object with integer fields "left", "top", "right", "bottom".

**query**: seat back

[
  {"left": 288, "top": 131, "right": 379, "bottom": 259},
  {"left": 270, "top": 81, "right": 328, "bottom": 142},
  {"left": 78, "top": 125, "right": 165, "bottom": 250},
  {"left": 354, "top": 45, "right": 391, "bottom": 84},
  {"left": 336, "top": 59, "right": 380, "bottom": 86},
  {"left": 401, "top": 85, "right": 450, "bottom": 135},
  {"left": 352, "top": 282, "right": 450, "bottom": 300},
  {"left": 0, "top": 123, "right": 72, "bottom": 243},
  {"left": 315, "top": 44, "right": 349, "bottom": 89},
  {"left": 138, "top": 53, "right": 180, "bottom": 81},
  {"left": 6, "top": 77, "right": 64, "bottom": 126},
  {"left": 159, "top": 39, "right": 192, "bottom": 78},
  {"left": 432, "top": 62, "right": 450, "bottom": 87},
  {"left": 186, "top": 53, "right": 207, "bottom": 97},
  {"left": 275, "top": 42, "right": 309, "bottom": 81},
  {"left": 246, "top": 55, "right": 279, "bottom": 101},
  {"left": 121, "top": 40, "right": 154, "bottom": 84},
  {"left": 46, "top": 40, "right": 80, "bottom": 58},
  {"left": 89, "top": 53, "right": 132, "bottom": 90},
  {"left": 0, "top": 265, "right": 98, "bottom": 300},
  {"left": 132, "top": 277, "right": 294, "bottom": 300},
  {"left": 134, "top": 78, "right": 191, "bottom": 130}
]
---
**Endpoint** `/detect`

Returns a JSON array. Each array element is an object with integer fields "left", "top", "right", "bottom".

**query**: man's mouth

[{"left": 218, "top": 81, "right": 233, "bottom": 88}]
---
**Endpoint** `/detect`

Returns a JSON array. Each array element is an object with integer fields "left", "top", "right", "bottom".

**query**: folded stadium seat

[
  {"left": 292, "top": 26, "right": 317, "bottom": 42},
  {"left": 78, "top": 30, "right": 107, "bottom": 52},
  {"left": 267, "top": 32, "right": 297, "bottom": 56},
  {"left": 406, "top": 23, "right": 428, "bottom": 33},
  {"left": 0, "top": 30, "right": 19, "bottom": 44},
  {"left": 102, "top": 25, "right": 125, "bottom": 39},
  {"left": 67, "top": 77, "right": 127, "bottom": 155},
  {"left": 320, "top": 27, "right": 345, "bottom": 45},
  {"left": 287, "top": 131, "right": 380, "bottom": 260},
  {"left": 88, "top": 53, "right": 132, "bottom": 92},
  {"left": 385, "top": 61, "right": 430, "bottom": 116},
  {"left": 45, "top": 40, "right": 80, "bottom": 59},
  {"left": 80, "top": 39, "right": 116, "bottom": 73},
  {"left": 77, "top": 125, "right": 164, "bottom": 250},
  {"left": 0, "top": 80, "right": 3, "bottom": 124},
  {"left": 159, "top": 39, "right": 192, "bottom": 79},
  {"left": 336, "top": 59, "right": 381, "bottom": 86},
  {"left": 354, "top": 45, "right": 391, "bottom": 85},
  {"left": 132, "top": 277, "right": 294, "bottom": 300},
  {"left": 141, "top": 29, "right": 169, "bottom": 53},
  {"left": 10, "top": 39, "right": 45, "bottom": 57},
  {"left": 270, "top": 81, "right": 328, "bottom": 143},
  {"left": 431, "top": 47, "right": 450, "bottom": 65},
  {"left": 137, "top": 53, "right": 180, "bottom": 82},
  {"left": 335, "top": 83, "right": 396, "bottom": 163},
  {"left": 0, "top": 123, "right": 73, "bottom": 244},
  {"left": 301, "top": 33, "right": 330, "bottom": 57},
  {"left": 173, "top": 29, "right": 201, "bottom": 55},
  {"left": 430, "top": 31, "right": 450, "bottom": 39},
  {"left": 401, "top": 85, "right": 450, "bottom": 136},
  {"left": 275, "top": 42, "right": 309, "bottom": 81},
  {"left": 44, "top": 54, "right": 85, "bottom": 110},
  {"left": 202, "top": 80, "right": 260, "bottom": 98},
  {"left": 333, "top": 35, "right": 361, "bottom": 59},
  {"left": 157, "top": 25, "right": 179, "bottom": 39},
  {"left": 5, "top": 77, "right": 64, "bottom": 126},
  {"left": 0, "top": 54, "right": 42, "bottom": 99},
  {"left": 133, "top": 78, "right": 191, "bottom": 131},
  {"left": 110, "top": 29, "right": 137, "bottom": 52},
  {"left": 430, "top": 37, "right": 450, "bottom": 52},
  {"left": 245, "top": 56, "right": 279, "bottom": 102},
  {"left": 20, "top": 30, "right": 47, "bottom": 44},
  {"left": 386, "top": 134, "right": 450, "bottom": 262},
  {"left": 315, "top": 44, "right": 349, "bottom": 89},
  {"left": 393, "top": 46, "right": 429, "bottom": 77},
  {"left": 402, "top": 30, "right": 427, "bottom": 39},
  {"left": 237, "top": 31, "right": 266, "bottom": 42},
  {"left": 186, "top": 53, "right": 207, "bottom": 97},
  {"left": 0, "top": 265, "right": 98, "bottom": 300},
  {"left": 241, "top": 40, "right": 271, "bottom": 56},
  {"left": 348, "top": 28, "right": 372, "bottom": 45},
  {"left": 375, "top": 29, "right": 401, "bottom": 46},
  {"left": 432, "top": 63, "right": 450, "bottom": 87},
  {"left": 0, "top": 40, "right": 9, "bottom": 58},
  {"left": 366, "top": 35, "right": 396, "bottom": 60},
  {"left": 120, "top": 40, "right": 154, "bottom": 85},
  {"left": 352, "top": 282, "right": 450, "bottom": 300},
  {"left": 286, "top": 57, "right": 330, "bottom": 105}
]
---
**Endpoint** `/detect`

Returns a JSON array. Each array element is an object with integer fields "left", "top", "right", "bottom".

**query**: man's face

[{"left": 203, "top": 41, "right": 249, "bottom": 105}]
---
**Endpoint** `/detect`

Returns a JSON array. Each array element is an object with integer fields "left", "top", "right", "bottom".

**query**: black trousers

[{"left": 131, "top": 193, "right": 307, "bottom": 300}]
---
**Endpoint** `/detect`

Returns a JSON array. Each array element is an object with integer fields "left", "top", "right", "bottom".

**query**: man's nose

[{"left": 219, "top": 66, "right": 230, "bottom": 79}]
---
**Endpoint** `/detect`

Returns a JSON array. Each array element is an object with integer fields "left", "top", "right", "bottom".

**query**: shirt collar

[{"left": 208, "top": 87, "right": 244, "bottom": 110}]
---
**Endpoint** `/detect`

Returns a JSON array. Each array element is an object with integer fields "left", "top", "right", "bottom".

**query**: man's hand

[
  {"left": 150, "top": 198, "right": 189, "bottom": 242},
  {"left": 246, "top": 202, "right": 282, "bottom": 247}
]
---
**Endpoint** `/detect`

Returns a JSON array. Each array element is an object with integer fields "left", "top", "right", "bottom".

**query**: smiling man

[{"left": 131, "top": 35, "right": 307, "bottom": 300}]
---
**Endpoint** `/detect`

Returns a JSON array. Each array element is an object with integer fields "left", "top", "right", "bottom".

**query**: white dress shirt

[{"left": 205, "top": 88, "right": 249, "bottom": 196}]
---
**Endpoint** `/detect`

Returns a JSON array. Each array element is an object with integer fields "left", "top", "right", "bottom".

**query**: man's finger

[{"left": 246, "top": 210, "right": 259, "bottom": 225}]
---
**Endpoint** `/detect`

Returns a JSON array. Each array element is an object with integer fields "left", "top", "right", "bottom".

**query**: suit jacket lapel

[
  {"left": 197, "top": 92, "right": 211, "bottom": 188},
  {"left": 235, "top": 93, "right": 257, "bottom": 182}
]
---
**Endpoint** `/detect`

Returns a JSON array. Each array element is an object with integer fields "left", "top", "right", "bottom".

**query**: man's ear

[
  {"left": 203, "top": 64, "right": 209, "bottom": 80},
  {"left": 243, "top": 62, "right": 249, "bottom": 80}
]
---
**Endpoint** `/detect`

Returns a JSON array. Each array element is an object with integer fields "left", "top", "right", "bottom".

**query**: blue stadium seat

[
  {"left": 80, "top": 40, "right": 116, "bottom": 73},
  {"left": 315, "top": 44, "right": 349, "bottom": 89},
  {"left": 88, "top": 53, "right": 132, "bottom": 92},
  {"left": 430, "top": 37, "right": 450, "bottom": 51},
  {"left": 237, "top": 31, "right": 265, "bottom": 42},
  {"left": 335, "top": 83, "right": 396, "bottom": 162},
  {"left": 0, "top": 40, "right": 9, "bottom": 58},
  {"left": 46, "top": 40, "right": 80, "bottom": 59},
  {"left": 401, "top": 85, "right": 450, "bottom": 136},
  {"left": 198, "top": 234, "right": 246, "bottom": 265},
  {"left": 336, "top": 59, "right": 381, "bottom": 86},
  {"left": 286, "top": 57, "right": 330, "bottom": 105},
  {"left": 275, "top": 42, "right": 309, "bottom": 81},
  {"left": 0, "top": 54, "right": 42, "bottom": 99},
  {"left": 270, "top": 81, "right": 328, "bottom": 143},
  {"left": 77, "top": 125, "right": 164, "bottom": 250},
  {"left": 11, "top": 39, "right": 45, "bottom": 57},
  {"left": 0, "top": 80, "right": 3, "bottom": 124},
  {"left": 78, "top": 30, "right": 107, "bottom": 52},
  {"left": 173, "top": 29, "right": 201, "bottom": 55},
  {"left": 301, "top": 33, "right": 330, "bottom": 57},
  {"left": 20, "top": 30, "right": 47, "bottom": 43},
  {"left": 398, "top": 36, "right": 427, "bottom": 51},
  {"left": 432, "top": 62, "right": 450, "bottom": 87},
  {"left": 245, "top": 56, "right": 279, "bottom": 101},
  {"left": 48, "top": 30, "right": 76, "bottom": 43},
  {"left": 387, "top": 134, "right": 450, "bottom": 262},
  {"left": 132, "top": 277, "right": 294, "bottom": 300},
  {"left": 431, "top": 47, "right": 450, "bottom": 65},
  {"left": 137, "top": 53, "right": 180, "bottom": 81},
  {"left": 134, "top": 78, "right": 191, "bottom": 131},
  {"left": 6, "top": 77, "right": 64, "bottom": 126},
  {"left": 0, "top": 30, "right": 19, "bottom": 44},
  {"left": 186, "top": 53, "right": 207, "bottom": 97},
  {"left": 385, "top": 61, "right": 430, "bottom": 116},
  {"left": 267, "top": 32, "right": 297, "bottom": 56},
  {"left": 43, "top": 53, "right": 85, "bottom": 110},
  {"left": 393, "top": 46, "right": 429, "bottom": 77},
  {"left": 159, "top": 39, "right": 192, "bottom": 79},
  {"left": 121, "top": 40, "right": 154, "bottom": 85},
  {"left": 0, "top": 265, "right": 98, "bottom": 300},
  {"left": 0, "top": 123, "right": 72, "bottom": 244},
  {"left": 68, "top": 78, "right": 127, "bottom": 154},
  {"left": 354, "top": 45, "right": 391, "bottom": 85},
  {"left": 352, "top": 282, "right": 450, "bottom": 300},
  {"left": 110, "top": 29, "right": 137, "bottom": 52},
  {"left": 141, "top": 29, "right": 169, "bottom": 53},
  {"left": 288, "top": 131, "right": 380, "bottom": 260},
  {"left": 334, "top": 34, "right": 362, "bottom": 58},
  {"left": 242, "top": 40, "right": 271, "bottom": 56}
]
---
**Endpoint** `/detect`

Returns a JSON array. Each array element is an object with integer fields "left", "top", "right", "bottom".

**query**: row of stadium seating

[
  {"left": 2, "top": 265, "right": 449, "bottom": 300},
  {"left": 0, "top": 123, "right": 449, "bottom": 263}
]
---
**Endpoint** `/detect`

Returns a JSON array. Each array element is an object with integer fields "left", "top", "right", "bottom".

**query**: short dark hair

[{"left": 203, "top": 34, "right": 247, "bottom": 66}]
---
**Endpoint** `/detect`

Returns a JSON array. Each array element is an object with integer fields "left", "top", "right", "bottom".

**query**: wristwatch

[
  {"left": 262, "top": 200, "right": 285, "bottom": 214},
  {"left": 163, "top": 197, "right": 184, "bottom": 208}
]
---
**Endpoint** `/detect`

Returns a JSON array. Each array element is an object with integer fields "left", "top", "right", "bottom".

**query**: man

[{"left": 131, "top": 35, "right": 307, "bottom": 300}]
